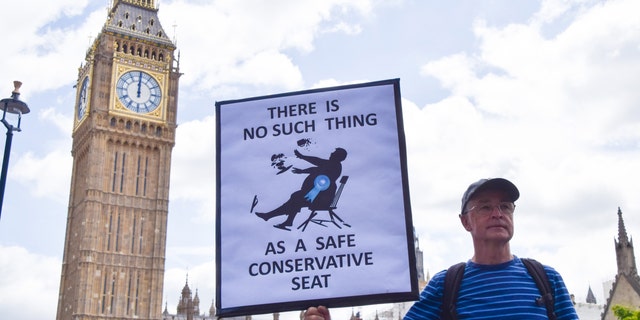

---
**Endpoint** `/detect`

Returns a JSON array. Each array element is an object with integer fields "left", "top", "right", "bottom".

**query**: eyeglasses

[{"left": 465, "top": 202, "right": 516, "bottom": 216}]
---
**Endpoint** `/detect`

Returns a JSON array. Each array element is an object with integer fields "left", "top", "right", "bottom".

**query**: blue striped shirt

[{"left": 404, "top": 257, "right": 578, "bottom": 319}]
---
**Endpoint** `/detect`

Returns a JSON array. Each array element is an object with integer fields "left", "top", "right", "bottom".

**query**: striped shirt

[{"left": 404, "top": 256, "right": 578, "bottom": 319}]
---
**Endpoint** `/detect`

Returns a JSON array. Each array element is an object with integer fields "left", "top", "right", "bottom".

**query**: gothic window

[
  {"left": 141, "top": 123, "right": 147, "bottom": 133},
  {"left": 115, "top": 211, "right": 121, "bottom": 252},
  {"left": 156, "top": 127, "right": 162, "bottom": 136},
  {"left": 106, "top": 210, "right": 114, "bottom": 250},
  {"left": 134, "top": 272, "right": 140, "bottom": 315},
  {"left": 126, "top": 273, "right": 133, "bottom": 314},
  {"left": 109, "top": 272, "right": 116, "bottom": 313},
  {"left": 118, "top": 21, "right": 123, "bottom": 28},
  {"left": 112, "top": 152, "right": 119, "bottom": 191},
  {"left": 120, "top": 153, "right": 126, "bottom": 192},
  {"left": 112, "top": 152, "right": 118, "bottom": 192},
  {"left": 131, "top": 215, "right": 137, "bottom": 253},
  {"left": 101, "top": 273, "right": 108, "bottom": 313},
  {"left": 135, "top": 155, "right": 148, "bottom": 196},
  {"left": 110, "top": 117, "right": 116, "bottom": 127},
  {"left": 99, "top": 270, "right": 117, "bottom": 314},
  {"left": 111, "top": 151, "right": 127, "bottom": 193},
  {"left": 126, "top": 121, "right": 132, "bottom": 130},
  {"left": 138, "top": 215, "right": 144, "bottom": 254},
  {"left": 143, "top": 157, "right": 148, "bottom": 196}
]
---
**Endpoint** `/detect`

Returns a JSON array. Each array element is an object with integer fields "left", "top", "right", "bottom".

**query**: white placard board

[{"left": 215, "top": 79, "right": 417, "bottom": 317}]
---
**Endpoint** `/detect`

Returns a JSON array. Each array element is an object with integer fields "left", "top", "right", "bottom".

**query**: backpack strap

[
  {"left": 521, "top": 258, "right": 557, "bottom": 320},
  {"left": 442, "top": 262, "right": 466, "bottom": 320}
]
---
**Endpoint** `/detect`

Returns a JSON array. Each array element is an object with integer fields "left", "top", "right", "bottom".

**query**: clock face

[
  {"left": 116, "top": 70, "right": 162, "bottom": 114},
  {"left": 77, "top": 76, "right": 89, "bottom": 120}
]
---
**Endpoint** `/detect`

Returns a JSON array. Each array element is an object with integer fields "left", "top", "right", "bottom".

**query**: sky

[{"left": 0, "top": 0, "right": 639, "bottom": 319}]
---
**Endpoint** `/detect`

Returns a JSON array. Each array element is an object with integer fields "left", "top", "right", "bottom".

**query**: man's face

[{"left": 460, "top": 189, "right": 515, "bottom": 244}]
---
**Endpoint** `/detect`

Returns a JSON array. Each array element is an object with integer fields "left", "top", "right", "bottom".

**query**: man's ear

[{"left": 460, "top": 214, "right": 472, "bottom": 231}]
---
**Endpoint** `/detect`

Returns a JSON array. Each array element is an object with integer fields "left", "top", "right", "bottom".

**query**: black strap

[
  {"left": 522, "top": 258, "right": 557, "bottom": 320},
  {"left": 442, "top": 259, "right": 556, "bottom": 320},
  {"left": 442, "top": 262, "right": 466, "bottom": 320}
]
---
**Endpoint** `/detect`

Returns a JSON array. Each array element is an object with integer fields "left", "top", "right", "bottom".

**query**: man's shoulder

[{"left": 519, "top": 257, "right": 562, "bottom": 277}]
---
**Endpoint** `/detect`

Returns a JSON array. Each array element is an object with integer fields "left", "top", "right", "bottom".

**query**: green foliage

[{"left": 613, "top": 305, "right": 640, "bottom": 320}]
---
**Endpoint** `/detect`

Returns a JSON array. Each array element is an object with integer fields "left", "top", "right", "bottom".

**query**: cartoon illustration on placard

[{"left": 253, "top": 141, "right": 350, "bottom": 231}]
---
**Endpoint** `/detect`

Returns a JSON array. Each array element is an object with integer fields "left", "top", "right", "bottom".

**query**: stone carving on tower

[{"left": 56, "top": 0, "right": 180, "bottom": 319}]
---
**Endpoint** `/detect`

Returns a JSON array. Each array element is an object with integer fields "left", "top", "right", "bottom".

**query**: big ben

[{"left": 57, "top": 1, "right": 180, "bottom": 319}]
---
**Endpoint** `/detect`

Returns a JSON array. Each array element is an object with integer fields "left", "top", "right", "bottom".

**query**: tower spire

[
  {"left": 615, "top": 207, "right": 637, "bottom": 275},
  {"left": 112, "top": 0, "right": 156, "bottom": 10},
  {"left": 586, "top": 285, "right": 597, "bottom": 304},
  {"left": 618, "top": 207, "right": 630, "bottom": 245}
]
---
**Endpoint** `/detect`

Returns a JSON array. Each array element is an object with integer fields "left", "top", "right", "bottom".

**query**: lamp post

[{"left": 0, "top": 81, "right": 30, "bottom": 220}]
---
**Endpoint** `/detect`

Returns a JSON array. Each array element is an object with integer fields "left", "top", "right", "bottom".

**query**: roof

[{"left": 104, "top": 1, "right": 175, "bottom": 48}]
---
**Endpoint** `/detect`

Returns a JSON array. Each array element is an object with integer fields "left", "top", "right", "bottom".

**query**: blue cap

[{"left": 461, "top": 178, "right": 520, "bottom": 214}]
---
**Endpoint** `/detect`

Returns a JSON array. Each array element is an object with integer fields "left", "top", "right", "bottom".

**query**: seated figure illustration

[{"left": 255, "top": 148, "right": 347, "bottom": 230}]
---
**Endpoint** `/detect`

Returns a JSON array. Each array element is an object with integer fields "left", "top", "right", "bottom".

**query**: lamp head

[{"left": 0, "top": 81, "right": 30, "bottom": 115}]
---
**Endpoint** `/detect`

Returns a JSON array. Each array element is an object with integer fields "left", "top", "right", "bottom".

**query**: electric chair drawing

[{"left": 298, "top": 176, "right": 350, "bottom": 231}]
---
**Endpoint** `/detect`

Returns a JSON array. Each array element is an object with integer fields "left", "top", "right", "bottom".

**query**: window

[
  {"left": 135, "top": 156, "right": 149, "bottom": 197},
  {"left": 111, "top": 151, "right": 126, "bottom": 193},
  {"left": 106, "top": 210, "right": 113, "bottom": 250},
  {"left": 126, "top": 273, "right": 133, "bottom": 314},
  {"left": 115, "top": 212, "right": 121, "bottom": 252},
  {"left": 131, "top": 215, "right": 137, "bottom": 253},
  {"left": 138, "top": 216, "right": 144, "bottom": 254},
  {"left": 120, "top": 153, "right": 126, "bottom": 192}
]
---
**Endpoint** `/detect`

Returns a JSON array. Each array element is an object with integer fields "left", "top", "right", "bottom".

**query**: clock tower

[{"left": 57, "top": 1, "right": 180, "bottom": 319}]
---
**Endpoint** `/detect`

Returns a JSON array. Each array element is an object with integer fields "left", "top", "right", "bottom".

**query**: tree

[{"left": 613, "top": 305, "right": 640, "bottom": 320}]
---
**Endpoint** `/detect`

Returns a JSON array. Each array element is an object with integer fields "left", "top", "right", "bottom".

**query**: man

[{"left": 304, "top": 178, "right": 578, "bottom": 319}]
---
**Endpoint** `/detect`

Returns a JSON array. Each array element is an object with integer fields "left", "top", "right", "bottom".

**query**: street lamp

[{"left": 0, "top": 81, "right": 30, "bottom": 220}]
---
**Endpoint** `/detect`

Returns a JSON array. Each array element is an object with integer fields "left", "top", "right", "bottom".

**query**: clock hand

[{"left": 137, "top": 72, "right": 142, "bottom": 98}]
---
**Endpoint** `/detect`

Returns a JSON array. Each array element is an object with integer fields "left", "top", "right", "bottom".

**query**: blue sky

[{"left": 1, "top": 0, "right": 639, "bottom": 319}]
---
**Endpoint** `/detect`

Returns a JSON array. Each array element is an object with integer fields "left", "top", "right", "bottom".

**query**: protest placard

[{"left": 215, "top": 79, "right": 417, "bottom": 317}]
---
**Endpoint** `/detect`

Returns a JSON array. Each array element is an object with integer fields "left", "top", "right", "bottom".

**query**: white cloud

[
  {"left": 11, "top": 150, "right": 71, "bottom": 204},
  {"left": 38, "top": 106, "right": 73, "bottom": 134},
  {"left": 0, "top": 245, "right": 61, "bottom": 319},
  {"left": 171, "top": 116, "right": 216, "bottom": 220},
  {"left": 158, "top": 0, "right": 375, "bottom": 93},
  {"left": 413, "top": 0, "right": 640, "bottom": 303},
  {"left": 0, "top": 2, "right": 104, "bottom": 94}
]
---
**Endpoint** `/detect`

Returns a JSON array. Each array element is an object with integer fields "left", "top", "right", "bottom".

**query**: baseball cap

[{"left": 461, "top": 178, "right": 520, "bottom": 214}]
